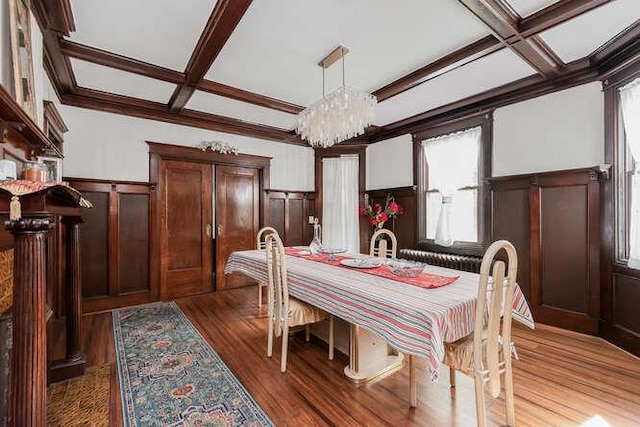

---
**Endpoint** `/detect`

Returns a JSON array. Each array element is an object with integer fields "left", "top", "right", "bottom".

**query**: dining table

[{"left": 224, "top": 247, "right": 535, "bottom": 383}]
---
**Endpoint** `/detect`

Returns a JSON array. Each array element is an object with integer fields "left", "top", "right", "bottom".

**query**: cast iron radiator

[{"left": 399, "top": 249, "right": 482, "bottom": 273}]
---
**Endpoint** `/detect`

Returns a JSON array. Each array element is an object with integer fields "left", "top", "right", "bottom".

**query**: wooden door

[
  {"left": 216, "top": 165, "right": 259, "bottom": 290},
  {"left": 160, "top": 160, "right": 212, "bottom": 299}
]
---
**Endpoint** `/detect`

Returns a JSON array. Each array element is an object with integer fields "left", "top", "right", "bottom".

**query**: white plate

[{"left": 340, "top": 258, "right": 382, "bottom": 269}]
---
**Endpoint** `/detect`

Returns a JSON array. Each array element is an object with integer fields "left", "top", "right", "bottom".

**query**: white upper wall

[
  {"left": 493, "top": 82, "right": 604, "bottom": 177},
  {"left": 366, "top": 134, "right": 413, "bottom": 190},
  {"left": 58, "top": 105, "right": 315, "bottom": 191}
]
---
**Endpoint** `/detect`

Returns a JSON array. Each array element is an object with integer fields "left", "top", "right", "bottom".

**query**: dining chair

[
  {"left": 256, "top": 226, "right": 278, "bottom": 307},
  {"left": 369, "top": 228, "right": 398, "bottom": 259},
  {"left": 265, "top": 232, "right": 334, "bottom": 372},
  {"left": 438, "top": 239, "right": 519, "bottom": 426}
]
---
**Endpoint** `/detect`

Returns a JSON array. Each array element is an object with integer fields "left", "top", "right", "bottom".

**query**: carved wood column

[
  {"left": 61, "top": 215, "right": 84, "bottom": 364},
  {"left": 6, "top": 217, "right": 53, "bottom": 427}
]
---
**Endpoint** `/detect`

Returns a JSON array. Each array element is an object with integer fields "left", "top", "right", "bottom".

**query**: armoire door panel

[
  {"left": 540, "top": 185, "right": 588, "bottom": 314},
  {"left": 161, "top": 160, "right": 212, "bottom": 299},
  {"left": 216, "top": 165, "right": 259, "bottom": 290}
]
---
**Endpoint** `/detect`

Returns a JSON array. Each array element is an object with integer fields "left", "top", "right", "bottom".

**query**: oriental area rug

[{"left": 113, "top": 301, "right": 273, "bottom": 426}]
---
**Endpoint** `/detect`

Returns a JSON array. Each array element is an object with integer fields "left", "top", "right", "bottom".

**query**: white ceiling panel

[
  {"left": 69, "top": 0, "right": 216, "bottom": 71},
  {"left": 508, "top": 0, "right": 560, "bottom": 17},
  {"left": 374, "top": 49, "right": 536, "bottom": 126},
  {"left": 186, "top": 91, "right": 296, "bottom": 130},
  {"left": 539, "top": 0, "right": 640, "bottom": 63},
  {"left": 71, "top": 59, "right": 176, "bottom": 104},
  {"left": 206, "top": 0, "right": 490, "bottom": 107}
]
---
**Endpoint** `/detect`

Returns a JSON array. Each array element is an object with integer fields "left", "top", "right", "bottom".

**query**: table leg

[{"left": 344, "top": 324, "right": 404, "bottom": 383}]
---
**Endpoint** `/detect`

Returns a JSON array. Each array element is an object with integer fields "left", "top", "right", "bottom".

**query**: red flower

[{"left": 358, "top": 195, "right": 403, "bottom": 229}]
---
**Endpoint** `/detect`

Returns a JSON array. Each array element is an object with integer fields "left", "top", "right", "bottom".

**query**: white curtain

[
  {"left": 422, "top": 127, "right": 481, "bottom": 246},
  {"left": 322, "top": 155, "right": 360, "bottom": 253},
  {"left": 619, "top": 78, "right": 640, "bottom": 269}
]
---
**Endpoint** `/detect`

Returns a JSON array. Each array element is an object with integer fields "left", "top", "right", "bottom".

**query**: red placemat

[{"left": 285, "top": 248, "right": 458, "bottom": 289}]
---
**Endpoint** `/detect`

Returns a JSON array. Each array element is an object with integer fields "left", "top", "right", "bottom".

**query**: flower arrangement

[{"left": 359, "top": 194, "right": 403, "bottom": 229}]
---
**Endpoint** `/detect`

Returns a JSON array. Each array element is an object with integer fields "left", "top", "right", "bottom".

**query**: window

[
  {"left": 415, "top": 114, "right": 491, "bottom": 255},
  {"left": 615, "top": 78, "right": 640, "bottom": 268}
]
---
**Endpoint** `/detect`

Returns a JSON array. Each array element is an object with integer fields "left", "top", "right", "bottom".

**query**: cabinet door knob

[
  {"left": 205, "top": 224, "right": 212, "bottom": 237},
  {"left": 217, "top": 224, "right": 223, "bottom": 237}
]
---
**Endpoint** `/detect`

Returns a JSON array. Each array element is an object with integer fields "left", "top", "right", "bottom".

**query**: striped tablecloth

[{"left": 225, "top": 249, "right": 534, "bottom": 381}]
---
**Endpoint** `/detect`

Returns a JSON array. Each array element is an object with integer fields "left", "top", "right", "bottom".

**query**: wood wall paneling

[
  {"left": 491, "top": 186, "right": 531, "bottom": 300},
  {"left": 265, "top": 191, "right": 316, "bottom": 247},
  {"left": 540, "top": 185, "right": 588, "bottom": 313},
  {"left": 489, "top": 167, "right": 603, "bottom": 335},
  {"left": 613, "top": 274, "right": 640, "bottom": 333},
  {"left": 67, "top": 179, "right": 156, "bottom": 313},
  {"left": 79, "top": 190, "right": 109, "bottom": 298},
  {"left": 288, "top": 198, "right": 305, "bottom": 246},
  {"left": 118, "top": 193, "right": 150, "bottom": 293},
  {"left": 268, "top": 197, "right": 285, "bottom": 239},
  {"left": 365, "top": 186, "right": 417, "bottom": 251}
]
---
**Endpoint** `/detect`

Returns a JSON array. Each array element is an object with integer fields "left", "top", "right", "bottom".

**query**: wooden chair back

[
  {"left": 257, "top": 226, "right": 278, "bottom": 250},
  {"left": 369, "top": 229, "right": 398, "bottom": 258},
  {"left": 474, "top": 240, "right": 518, "bottom": 398},
  {"left": 265, "top": 232, "right": 289, "bottom": 338}
]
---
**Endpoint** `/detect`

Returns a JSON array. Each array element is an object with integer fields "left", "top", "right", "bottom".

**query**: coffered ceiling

[{"left": 32, "top": 0, "right": 640, "bottom": 146}]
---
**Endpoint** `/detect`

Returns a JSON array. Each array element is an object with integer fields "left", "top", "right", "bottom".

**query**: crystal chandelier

[{"left": 296, "top": 46, "right": 377, "bottom": 148}]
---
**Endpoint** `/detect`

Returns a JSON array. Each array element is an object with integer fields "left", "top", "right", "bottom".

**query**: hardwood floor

[{"left": 82, "top": 286, "right": 640, "bottom": 426}]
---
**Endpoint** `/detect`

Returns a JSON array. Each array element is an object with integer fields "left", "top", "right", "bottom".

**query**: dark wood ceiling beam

[
  {"left": 372, "top": 0, "right": 613, "bottom": 103},
  {"left": 198, "top": 80, "right": 303, "bottom": 114},
  {"left": 371, "top": 58, "right": 596, "bottom": 141},
  {"left": 30, "top": 0, "right": 75, "bottom": 36},
  {"left": 457, "top": 0, "right": 561, "bottom": 76},
  {"left": 519, "top": 0, "right": 615, "bottom": 38},
  {"left": 372, "top": 35, "right": 502, "bottom": 101},
  {"left": 31, "top": 0, "right": 77, "bottom": 94},
  {"left": 169, "top": 0, "right": 253, "bottom": 112},
  {"left": 591, "top": 21, "right": 640, "bottom": 64},
  {"left": 58, "top": 39, "right": 302, "bottom": 115},
  {"left": 59, "top": 39, "right": 185, "bottom": 85},
  {"left": 64, "top": 87, "right": 304, "bottom": 146}
]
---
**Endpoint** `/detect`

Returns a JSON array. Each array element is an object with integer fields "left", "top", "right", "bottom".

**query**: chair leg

[
  {"left": 305, "top": 324, "right": 311, "bottom": 342},
  {"left": 258, "top": 283, "right": 263, "bottom": 308},
  {"left": 449, "top": 367, "right": 456, "bottom": 388},
  {"left": 328, "top": 315, "right": 334, "bottom": 360},
  {"left": 267, "top": 317, "right": 274, "bottom": 358},
  {"left": 409, "top": 355, "right": 417, "bottom": 407},
  {"left": 474, "top": 375, "right": 487, "bottom": 427},
  {"left": 505, "top": 364, "right": 516, "bottom": 426},
  {"left": 281, "top": 324, "right": 289, "bottom": 373}
]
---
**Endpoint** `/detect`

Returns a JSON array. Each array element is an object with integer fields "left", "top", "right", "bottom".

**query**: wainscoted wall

[
  {"left": 492, "top": 82, "right": 604, "bottom": 177},
  {"left": 366, "top": 134, "right": 413, "bottom": 191},
  {"left": 66, "top": 178, "right": 157, "bottom": 313},
  {"left": 489, "top": 167, "right": 604, "bottom": 335},
  {"left": 265, "top": 190, "right": 316, "bottom": 247},
  {"left": 59, "top": 106, "right": 315, "bottom": 190},
  {"left": 365, "top": 186, "right": 417, "bottom": 251}
]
